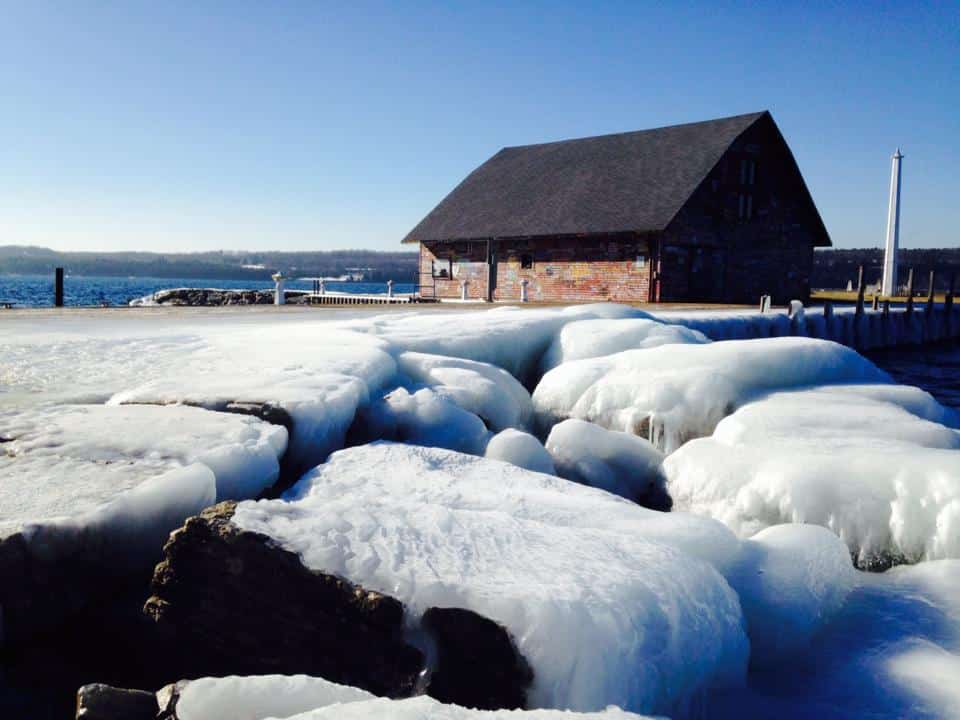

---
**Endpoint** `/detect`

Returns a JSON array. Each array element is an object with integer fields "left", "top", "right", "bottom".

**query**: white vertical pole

[
  {"left": 881, "top": 149, "right": 903, "bottom": 297},
  {"left": 272, "top": 272, "right": 286, "bottom": 305}
]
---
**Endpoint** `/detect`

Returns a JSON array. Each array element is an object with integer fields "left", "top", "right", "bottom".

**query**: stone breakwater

[{"left": 130, "top": 288, "right": 311, "bottom": 307}]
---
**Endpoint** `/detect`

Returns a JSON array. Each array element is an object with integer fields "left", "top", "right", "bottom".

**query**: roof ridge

[{"left": 499, "top": 111, "right": 768, "bottom": 152}]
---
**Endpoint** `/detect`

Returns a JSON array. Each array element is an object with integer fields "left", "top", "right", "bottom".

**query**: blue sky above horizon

[{"left": 1, "top": 1, "right": 957, "bottom": 253}]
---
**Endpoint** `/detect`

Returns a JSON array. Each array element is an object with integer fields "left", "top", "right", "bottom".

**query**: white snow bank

[
  {"left": 174, "top": 674, "right": 374, "bottom": 720},
  {"left": 355, "top": 388, "right": 491, "bottom": 455},
  {"left": 726, "top": 524, "right": 856, "bottom": 666},
  {"left": 0, "top": 404, "right": 286, "bottom": 530},
  {"left": 279, "top": 695, "right": 658, "bottom": 720},
  {"left": 664, "top": 384, "right": 960, "bottom": 566},
  {"left": 544, "top": 420, "right": 667, "bottom": 507},
  {"left": 397, "top": 352, "right": 533, "bottom": 431},
  {"left": 484, "top": 429, "right": 556, "bottom": 475},
  {"left": 540, "top": 317, "right": 708, "bottom": 372},
  {"left": 533, "top": 337, "right": 890, "bottom": 452},
  {"left": 234, "top": 444, "right": 748, "bottom": 715}
]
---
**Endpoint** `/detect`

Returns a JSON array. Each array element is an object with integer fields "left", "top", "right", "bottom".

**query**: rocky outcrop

[
  {"left": 144, "top": 502, "right": 424, "bottom": 697},
  {"left": 144, "top": 503, "right": 534, "bottom": 709},
  {"left": 75, "top": 683, "right": 157, "bottom": 720},
  {"left": 136, "top": 288, "right": 310, "bottom": 306},
  {"left": 423, "top": 607, "right": 533, "bottom": 710}
]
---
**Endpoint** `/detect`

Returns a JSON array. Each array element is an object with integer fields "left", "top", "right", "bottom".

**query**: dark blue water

[
  {"left": 0, "top": 275, "right": 416, "bottom": 308},
  {"left": 868, "top": 341, "right": 960, "bottom": 411}
]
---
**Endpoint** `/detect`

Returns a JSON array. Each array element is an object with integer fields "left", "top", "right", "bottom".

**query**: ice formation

[
  {"left": 396, "top": 352, "right": 534, "bottom": 431},
  {"left": 725, "top": 524, "right": 856, "bottom": 665},
  {"left": 484, "top": 429, "right": 556, "bottom": 475},
  {"left": 544, "top": 419, "right": 667, "bottom": 507},
  {"left": 0, "top": 403, "right": 286, "bottom": 532},
  {"left": 235, "top": 444, "right": 748, "bottom": 715},
  {"left": 664, "top": 384, "right": 960, "bottom": 566},
  {"left": 533, "top": 336, "right": 890, "bottom": 451},
  {"left": 539, "top": 317, "right": 708, "bottom": 372},
  {"left": 355, "top": 388, "right": 492, "bottom": 455}
]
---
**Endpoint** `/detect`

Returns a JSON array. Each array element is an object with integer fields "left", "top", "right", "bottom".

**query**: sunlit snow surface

[{"left": 4, "top": 304, "right": 960, "bottom": 717}]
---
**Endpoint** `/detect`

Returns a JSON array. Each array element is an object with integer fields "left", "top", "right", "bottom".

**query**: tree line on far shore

[{"left": 2, "top": 245, "right": 958, "bottom": 291}]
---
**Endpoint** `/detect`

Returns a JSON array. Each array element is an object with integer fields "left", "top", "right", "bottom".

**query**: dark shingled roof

[{"left": 403, "top": 111, "right": 827, "bottom": 245}]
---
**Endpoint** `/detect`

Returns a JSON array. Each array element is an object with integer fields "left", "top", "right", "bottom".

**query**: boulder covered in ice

[
  {"left": 232, "top": 443, "right": 749, "bottom": 715},
  {"left": 664, "top": 384, "right": 960, "bottom": 567},
  {"left": 353, "top": 387, "right": 491, "bottom": 456},
  {"left": 726, "top": 524, "right": 856, "bottom": 666},
  {"left": 533, "top": 337, "right": 890, "bottom": 452},
  {"left": 540, "top": 317, "right": 708, "bottom": 372},
  {"left": 544, "top": 419, "right": 669, "bottom": 509},
  {"left": 397, "top": 352, "right": 534, "bottom": 431},
  {"left": 0, "top": 403, "right": 286, "bottom": 645},
  {"left": 484, "top": 429, "right": 556, "bottom": 475}
]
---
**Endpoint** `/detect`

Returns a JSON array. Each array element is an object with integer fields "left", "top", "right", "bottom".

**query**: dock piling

[{"left": 55, "top": 267, "right": 64, "bottom": 307}]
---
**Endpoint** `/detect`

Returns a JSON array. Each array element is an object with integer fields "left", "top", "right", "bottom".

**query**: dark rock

[
  {"left": 422, "top": 607, "right": 533, "bottom": 710},
  {"left": 75, "top": 683, "right": 157, "bottom": 720},
  {"left": 143, "top": 502, "right": 424, "bottom": 697}
]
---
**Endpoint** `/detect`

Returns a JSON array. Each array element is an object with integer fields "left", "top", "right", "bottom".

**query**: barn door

[{"left": 688, "top": 247, "right": 726, "bottom": 302}]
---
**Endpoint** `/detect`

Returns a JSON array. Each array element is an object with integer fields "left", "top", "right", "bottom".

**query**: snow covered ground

[{"left": 2, "top": 303, "right": 960, "bottom": 717}]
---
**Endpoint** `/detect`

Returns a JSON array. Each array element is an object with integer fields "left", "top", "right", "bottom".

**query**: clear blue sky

[{"left": 1, "top": 1, "right": 957, "bottom": 252}]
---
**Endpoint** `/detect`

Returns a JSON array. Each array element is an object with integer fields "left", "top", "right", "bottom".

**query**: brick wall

[{"left": 420, "top": 236, "right": 653, "bottom": 302}]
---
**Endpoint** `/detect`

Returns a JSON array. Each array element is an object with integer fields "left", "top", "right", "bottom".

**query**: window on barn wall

[
  {"left": 520, "top": 254, "right": 534, "bottom": 269},
  {"left": 432, "top": 258, "right": 452, "bottom": 279},
  {"left": 748, "top": 160, "right": 756, "bottom": 185},
  {"left": 636, "top": 254, "right": 647, "bottom": 269}
]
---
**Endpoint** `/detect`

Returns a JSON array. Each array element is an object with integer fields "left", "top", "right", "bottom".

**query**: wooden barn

[{"left": 402, "top": 111, "right": 831, "bottom": 304}]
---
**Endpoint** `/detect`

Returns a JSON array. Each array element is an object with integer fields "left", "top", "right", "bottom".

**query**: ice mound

[
  {"left": 0, "top": 403, "right": 286, "bottom": 530},
  {"left": 355, "top": 388, "right": 491, "bottom": 455},
  {"left": 533, "top": 337, "right": 890, "bottom": 451},
  {"left": 726, "top": 524, "right": 856, "bottom": 665},
  {"left": 335, "top": 304, "right": 650, "bottom": 383},
  {"left": 234, "top": 444, "right": 748, "bottom": 715},
  {"left": 484, "top": 429, "right": 556, "bottom": 475},
  {"left": 540, "top": 318, "right": 708, "bottom": 372},
  {"left": 664, "top": 384, "right": 960, "bottom": 566},
  {"left": 544, "top": 420, "right": 668, "bottom": 508},
  {"left": 397, "top": 352, "right": 534, "bottom": 431}
]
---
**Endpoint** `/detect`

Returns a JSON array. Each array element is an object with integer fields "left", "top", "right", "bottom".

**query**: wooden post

[
  {"left": 946, "top": 273, "right": 956, "bottom": 312},
  {"left": 54, "top": 267, "right": 64, "bottom": 307},
  {"left": 855, "top": 264, "right": 865, "bottom": 316},
  {"left": 926, "top": 270, "right": 936, "bottom": 314},
  {"left": 905, "top": 268, "right": 914, "bottom": 314},
  {"left": 872, "top": 295, "right": 879, "bottom": 311}
]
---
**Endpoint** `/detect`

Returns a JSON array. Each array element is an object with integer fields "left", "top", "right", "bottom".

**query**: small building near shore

[{"left": 402, "top": 111, "right": 830, "bottom": 304}]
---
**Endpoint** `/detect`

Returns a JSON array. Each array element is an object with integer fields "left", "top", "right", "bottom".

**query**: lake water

[{"left": 0, "top": 274, "right": 416, "bottom": 308}]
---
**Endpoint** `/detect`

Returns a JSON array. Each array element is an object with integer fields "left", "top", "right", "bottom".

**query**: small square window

[
  {"left": 520, "top": 254, "right": 534, "bottom": 269},
  {"left": 636, "top": 255, "right": 647, "bottom": 268}
]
